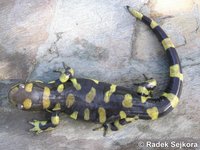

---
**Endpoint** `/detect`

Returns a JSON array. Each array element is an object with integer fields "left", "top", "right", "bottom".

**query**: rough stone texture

[{"left": 0, "top": 0, "right": 200, "bottom": 150}]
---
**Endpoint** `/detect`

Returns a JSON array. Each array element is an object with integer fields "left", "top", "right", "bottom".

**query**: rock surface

[{"left": 0, "top": 0, "right": 200, "bottom": 149}]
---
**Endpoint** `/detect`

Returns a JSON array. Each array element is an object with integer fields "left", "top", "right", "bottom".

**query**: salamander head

[{"left": 8, "top": 82, "right": 44, "bottom": 110}]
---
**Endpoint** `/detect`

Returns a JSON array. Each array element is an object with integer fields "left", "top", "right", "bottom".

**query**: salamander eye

[
  {"left": 19, "top": 84, "right": 25, "bottom": 89},
  {"left": 17, "top": 104, "right": 24, "bottom": 109}
]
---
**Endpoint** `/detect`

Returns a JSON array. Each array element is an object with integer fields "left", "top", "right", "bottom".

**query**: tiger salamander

[{"left": 8, "top": 6, "right": 183, "bottom": 136}]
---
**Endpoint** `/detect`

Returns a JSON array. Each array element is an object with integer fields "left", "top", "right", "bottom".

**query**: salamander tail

[{"left": 127, "top": 6, "right": 183, "bottom": 118}]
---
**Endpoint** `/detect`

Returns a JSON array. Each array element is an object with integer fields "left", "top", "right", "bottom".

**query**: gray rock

[{"left": 0, "top": 0, "right": 200, "bottom": 150}]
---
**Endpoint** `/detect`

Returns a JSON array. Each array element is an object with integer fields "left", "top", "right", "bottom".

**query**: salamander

[{"left": 8, "top": 6, "right": 183, "bottom": 136}]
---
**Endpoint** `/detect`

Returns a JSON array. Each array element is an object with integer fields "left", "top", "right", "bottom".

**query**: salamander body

[{"left": 8, "top": 6, "right": 183, "bottom": 135}]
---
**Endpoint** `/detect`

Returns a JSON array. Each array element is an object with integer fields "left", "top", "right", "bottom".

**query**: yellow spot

[
  {"left": 84, "top": 108, "right": 90, "bottom": 120},
  {"left": 150, "top": 20, "right": 158, "bottom": 29},
  {"left": 59, "top": 73, "right": 69, "bottom": 83},
  {"left": 91, "top": 79, "right": 99, "bottom": 84},
  {"left": 69, "top": 68, "right": 74, "bottom": 76},
  {"left": 42, "top": 87, "right": 51, "bottom": 109},
  {"left": 162, "top": 92, "right": 179, "bottom": 108},
  {"left": 98, "top": 107, "right": 106, "bottom": 123},
  {"left": 51, "top": 115, "right": 60, "bottom": 125},
  {"left": 146, "top": 107, "right": 159, "bottom": 120},
  {"left": 85, "top": 87, "right": 96, "bottom": 103},
  {"left": 23, "top": 98, "right": 32, "bottom": 109},
  {"left": 119, "top": 111, "right": 127, "bottom": 119},
  {"left": 25, "top": 83, "right": 33, "bottom": 92},
  {"left": 57, "top": 84, "right": 64, "bottom": 93},
  {"left": 70, "top": 111, "right": 78, "bottom": 120},
  {"left": 128, "top": 8, "right": 143, "bottom": 20},
  {"left": 53, "top": 103, "right": 61, "bottom": 111},
  {"left": 66, "top": 94, "right": 75, "bottom": 108},
  {"left": 104, "top": 84, "right": 117, "bottom": 103},
  {"left": 48, "top": 80, "right": 56, "bottom": 84},
  {"left": 170, "top": 64, "right": 183, "bottom": 81},
  {"left": 137, "top": 86, "right": 150, "bottom": 95},
  {"left": 122, "top": 94, "right": 133, "bottom": 108},
  {"left": 141, "top": 96, "right": 150, "bottom": 103},
  {"left": 70, "top": 78, "right": 81, "bottom": 90},
  {"left": 162, "top": 38, "right": 175, "bottom": 50},
  {"left": 114, "top": 120, "right": 122, "bottom": 129}
]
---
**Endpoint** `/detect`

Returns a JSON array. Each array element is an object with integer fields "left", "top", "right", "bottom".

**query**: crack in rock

[{"left": 45, "top": 32, "right": 64, "bottom": 62}]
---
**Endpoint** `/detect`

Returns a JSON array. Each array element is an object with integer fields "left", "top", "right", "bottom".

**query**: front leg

[
  {"left": 93, "top": 123, "right": 109, "bottom": 137},
  {"left": 48, "top": 63, "right": 75, "bottom": 92},
  {"left": 92, "top": 115, "right": 119, "bottom": 136},
  {"left": 135, "top": 77, "right": 157, "bottom": 97},
  {"left": 29, "top": 111, "right": 60, "bottom": 134},
  {"left": 53, "top": 62, "right": 74, "bottom": 83}
]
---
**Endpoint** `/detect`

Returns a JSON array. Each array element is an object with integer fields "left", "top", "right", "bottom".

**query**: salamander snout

[{"left": 8, "top": 82, "right": 43, "bottom": 110}]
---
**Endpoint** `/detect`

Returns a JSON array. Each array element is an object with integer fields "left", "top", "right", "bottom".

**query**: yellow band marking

[
  {"left": 119, "top": 111, "right": 127, "bottom": 119},
  {"left": 104, "top": 84, "right": 117, "bottom": 103},
  {"left": 66, "top": 94, "right": 75, "bottom": 108},
  {"left": 25, "top": 83, "right": 33, "bottom": 92},
  {"left": 57, "top": 84, "right": 64, "bottom": 93},
  {"left": 51, "top": 115, "right": 60, "bottom": 125},
  {"left": 98, "top": 107, "right": 106, "bottom": 123},
  {"left": 146, "top": 107, "right": 159, "bottom": 120},
  {"left": 162, "top": 38, "right": 175, "bottom": 50},
  {"left": 53, "top": 103, "right": 61, "bottom": 111},
  {"left": 23, "top": 98, "right": 32, "bottom": 109},
  {"left": 137, "top": 86, "right": 150, "bottom": 95},
  {"left": 122, "top": 94, "right": 133, "bottom": 108},
  {"left": 85, "top": 87, "right": 96, "bottom": 103},
  {"left": 150, "top": 20, "right": 158, "bottom": 29},
  {"left": 59, "top": 73, "right": 69, "bottom": 83},
  {"left": 170, "top": 64, "right": 183, "bottom": 81},
  {"left": 70, "top": 78, "right": 81, "bottom": 90},
  {"left": 129, "top": 9, "right": 143, "bottom": 20},
  {"left": 42, "top": 87, "right": 51, "bottom": 109},
  {"left": 162, "top": 92, "right": 179, "bottom": 108},
  {"left": 84, "top": 108, "right": 90, "bottom": 121},
  {"left": 70, "top": 111, "right": 78, "bottom": 120}
]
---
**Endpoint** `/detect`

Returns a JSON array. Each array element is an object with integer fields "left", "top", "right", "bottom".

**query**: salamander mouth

[{"left": 8, "top": 83, "right": 21, "bottom": 105}]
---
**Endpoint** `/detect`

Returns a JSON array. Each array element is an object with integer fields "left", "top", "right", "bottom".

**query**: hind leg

[
  {"left": 93, "top": 123, "right": 109, "bottom": 137},
  {"left": 110, "top": 116, "right": 139, "bottom": 131},
  {"left": 135, "top": 75, "right": 157, "bottom": 97}
]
